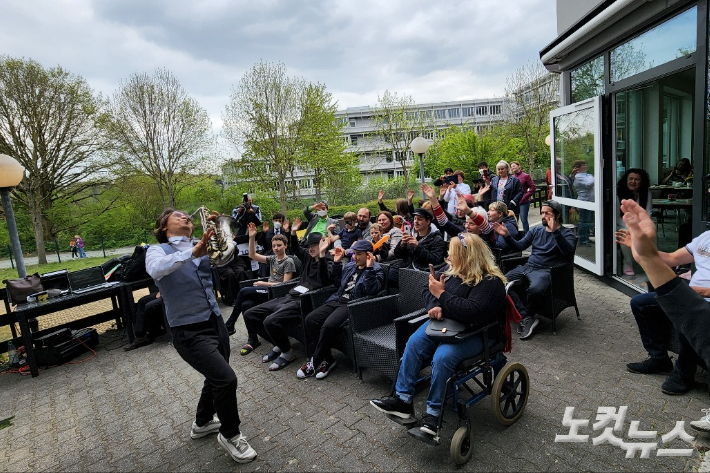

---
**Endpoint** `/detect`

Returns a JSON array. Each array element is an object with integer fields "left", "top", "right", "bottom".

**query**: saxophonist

[{"left": 145, "top": 208, "right": 257, "bottom": 463}]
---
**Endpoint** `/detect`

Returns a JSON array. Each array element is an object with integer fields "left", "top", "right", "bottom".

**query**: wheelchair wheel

[
  {"left": 450, "top": 426, "right": 473, "bottom": 465},
  {"left": 491, "top": 362, "right": 529, "bottom": 426}
]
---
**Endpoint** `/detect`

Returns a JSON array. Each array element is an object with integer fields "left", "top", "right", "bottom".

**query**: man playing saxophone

[{"left": 145, "top": 208, "right": 257, "bottom": 463}]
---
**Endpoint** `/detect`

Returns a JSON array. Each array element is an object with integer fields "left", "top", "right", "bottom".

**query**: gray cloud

[{"left": 0, "top": 0, "right": 557, "bottom": 131}]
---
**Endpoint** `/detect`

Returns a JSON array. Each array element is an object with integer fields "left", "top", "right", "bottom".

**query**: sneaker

[
  {"left": 370, "top": 396, "right": 414, "bottom": 419},
  {"left": 315, "top": 359, "right": 337, "bottom": 380},
  {"left": 690, "top": 409, "right": 710, "bottom": 433},
  {"left": 217, "top": 432, "right": 257, "bottom": 463},
  {"left": 190, "top": 415, "right": 221, "bottom": 439},
  {"left": 626, "top": 357, "right": 673, "bottom": 375},
  {"left": 420, "top": 414, "right": 439, "bottom": 436},
  {"left": 297, "top": 359, "right": 315, "bottom": 379},
  {"left": 661, "top": 369, "right": 694, "bottom": 395},
  {"left": 519, "top": 317, "right": 539, "bottom": 340}
]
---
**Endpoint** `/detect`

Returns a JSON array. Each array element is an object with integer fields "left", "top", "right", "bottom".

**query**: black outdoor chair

[
  {"left": 502, "top": 255, "right": 580, "bottom": 334},
  {"left": 348, "top": 267, "right": 430, "bottom": 380}
]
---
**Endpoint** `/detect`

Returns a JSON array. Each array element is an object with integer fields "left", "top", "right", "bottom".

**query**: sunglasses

[{"left": 172, "top": 211, "right": 192, "bottom": 222}]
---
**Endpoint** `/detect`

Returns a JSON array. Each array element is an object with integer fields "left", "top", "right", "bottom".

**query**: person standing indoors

[
  {"left": 570, "top": 160, "right": 595, "bottom": 246},
  {"left": 145, "top": 208, "right": 257, "bottom": 463},
  {"left": 510, "top": 161, "right": 536, "bottom": 233}
]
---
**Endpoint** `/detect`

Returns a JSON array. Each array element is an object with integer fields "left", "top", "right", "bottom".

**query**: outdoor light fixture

[
  {"left": 0, "top": 154, "right": 27, "bottom": 277},
  {"left": 545, "top": 134, "right": 552, "bottom": 147},
  {"left": 410, "top": 136, "right": 431, "bottom": 198}
]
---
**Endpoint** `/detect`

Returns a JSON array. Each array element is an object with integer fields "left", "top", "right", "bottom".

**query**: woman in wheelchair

[{"left": 370, "top": 232, "right": 506, "bottom": 437}]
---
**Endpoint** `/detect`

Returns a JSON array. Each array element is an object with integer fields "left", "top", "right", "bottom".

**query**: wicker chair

[
  {"left": 348, "top": 267, "right": 431, "bottom": 380},
  {"left": 503, "top": 255, "right": 580, "bottom": 334}
]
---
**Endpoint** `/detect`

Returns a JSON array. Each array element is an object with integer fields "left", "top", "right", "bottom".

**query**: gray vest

[{"left": 156, "top": 243, "right": 220, "bottom": 327}]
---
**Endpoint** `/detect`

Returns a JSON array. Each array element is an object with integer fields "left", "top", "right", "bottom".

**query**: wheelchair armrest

[
  {"left": 406, "top": 313, "right": 429, "bottom": 325},
  {"left": 454, "top": 320, "right": 499, "bottom": 341}
]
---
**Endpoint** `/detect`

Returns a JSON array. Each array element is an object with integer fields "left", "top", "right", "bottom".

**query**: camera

[
  {"left": 443, "top": 175, "right": 458, "bottom": 186},
  {"left": 242, "top": 193, "right": 249, "bottom": 203}
]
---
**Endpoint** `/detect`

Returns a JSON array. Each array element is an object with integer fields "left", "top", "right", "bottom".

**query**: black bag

[
  {"left": 425, "top": 318, "right": 469, "bottom": 343},
  {"left": 3, "top": 273, "right": 43, "bottom": 304},
  {"left": 121, "top": 246, "right": 150, "bottom": 282}
]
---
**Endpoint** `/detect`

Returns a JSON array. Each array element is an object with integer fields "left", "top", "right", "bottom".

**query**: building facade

[{"left": 540, "top": 0, "right": 709, "bottom": 293}]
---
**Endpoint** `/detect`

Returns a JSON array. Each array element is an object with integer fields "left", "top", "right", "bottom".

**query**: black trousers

[
  {"left": 243, "top": 294, "right": 302, "bottom": 352},
  {"left": 305, "top": 300, "right": 349, "bottom": 368},
  {"left": 505, "top": 264, "right": 551, "bottom": 318},
  {"left": 134, "top": 294, "right": 164, "bottom": 338},
  {"left": 171, "top": 313, "right": 241, "bottom": 438}
]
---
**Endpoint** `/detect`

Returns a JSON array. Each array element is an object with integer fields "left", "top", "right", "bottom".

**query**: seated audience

[
  {"left": 486, "top": 202, "right": 519, "bottom": 254},
  {"left": 242, "top": 221, "right": 333, "bottom": 369},
  {"left": 370, "top": 232, "right": 506, "bottom": 438},
  {"left": 328, "top": 211, "right": 362, "bottom": 250},
  {"left": 617, "top": 223, "right": 710, "bottom": 395},
  {"left": 392, "top": 207, "right": 445, "bottom": 272},
  {"left": 618, "top": 197, "right": 710, "bottom": 433},
  {"left": 661, "top": 158, "right": 692, "bottom": 185},
  {"left": 125, "top": 286, "right": 165, "bottom": 351},
  {"left": 224, "top": 223, "right": 296, "bottom": 336},
  {"left": 492, "top": 200, "right": 576, "bottom": 339},
  {"left": 369, "top": 223, "right": 391, "bottom": 262},
  {"left": 214, "top": 252, "right": 251, "bottom": 305},
  {"left": 376, "top": 211, "right": 403, "bottom": 261},
  {"left": 356, "top": 207, "right": 372, "bottom": 240},
  {"left": 256, "top": 213, "right": 290, "bottom": 277},
  {"left": 302, "top": 200, "right": 338, "bottom": 242},
  {"left": 297, "top": 240, "right": 384, "bottom": 380}
]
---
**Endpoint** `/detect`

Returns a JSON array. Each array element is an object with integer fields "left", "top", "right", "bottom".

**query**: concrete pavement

[{"left": 1, "top": 267, "right": 708, "bottom": 472}]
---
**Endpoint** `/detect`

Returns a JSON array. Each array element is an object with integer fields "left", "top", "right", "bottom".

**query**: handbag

[
  {"left": 3, "top": 273, "right": 43, "bottom": 304},
  {"left": 426, "top": 318, "right": 469, "bottom": 343}
]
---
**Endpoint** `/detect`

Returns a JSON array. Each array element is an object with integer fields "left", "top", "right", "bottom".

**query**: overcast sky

[{"left": 1, "top": 0, "right": 558, "bottom": 133}]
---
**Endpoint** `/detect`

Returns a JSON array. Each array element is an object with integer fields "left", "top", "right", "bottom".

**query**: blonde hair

[
  {"left": 488, "top": 201, "right": 508, "bottom": 215},
  {"left": 444, "top": 233, "right": 506, "bottom": 286},
  {"left": 496, "top": 160, "right": 510, "bottom": 171},
  {"left": 370, "top": 223, "right": 382, "bottom": 232}
]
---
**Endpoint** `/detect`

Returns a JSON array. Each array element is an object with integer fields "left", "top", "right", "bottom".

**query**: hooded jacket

[{"left": 393, "top": 227, "right": 446, "bottom": 271}]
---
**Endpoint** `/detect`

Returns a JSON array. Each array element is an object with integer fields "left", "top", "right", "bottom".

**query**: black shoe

[
  {"left": 124, "top": 335, "right": 151, "bottom": 351},
  {"left": 662, "top": 369, "right": 694, "bottom": 395},
  {"left": 519, "top": 317, "right": 539, "bottom": 340},
  {"left": 626, "top": 357, "right": 673, "bottom": 375},
  {"left": 226, "top": 326, "right": 236, "bottom": 336},
  {"left": 420, "top": 414, "right": 439, "bottom": 436},
  {"left": 370, "top": 396, "right": 414, "bottom": 419}
]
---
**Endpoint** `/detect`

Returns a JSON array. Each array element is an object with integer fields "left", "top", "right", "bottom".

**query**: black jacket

[
  {"left": 484, "top": 176, "right": 523, "bottom": 214},
  {"left": 393, "top": 228, "right": 446, "bottom": 271}
]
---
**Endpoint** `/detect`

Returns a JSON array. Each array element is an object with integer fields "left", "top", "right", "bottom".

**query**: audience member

[
  {"left": 485, "top": 160, "right": 523, "bottom": 218},
  {"left": 370, "top": 232, "right": 506, "bottom": 438},
  {"left": 233, "top": 195, "right": 262, "bottom": 236},
  {"left": 369, "top": 223, "right": 391, "bottom": 262},
  {"left": 125, "top": 286, "right": 165, "bottom": 351},
  {"left": 443, "top": 170, "right": 472, "bottom": 215},
  {"left": 617, "top": 168, "right": 652, "bottom": 276},
  {"left": 356, "top": 207, "right": 372, "bottom": 240},
  {"left": 376, "top": 211, "right": 403, "bottom": 261},
  {"left": 297, "top": 240, "right": 384, "bottom": 380},
  {"left": 486, "top": 201, "right": 519, "bottom": 255},
  {"left": 511, "top": 161, "right": 536, "bottom": 233},
  {"left": 328, "top": 211, "right": 362, "bottom": 250},
  {"left": 492, "top": 200, "right": 576, "bottom": 339},
  {"left": 302, "top": 200, "right": 338, "bottom": 241},
  {"left": 242, "top": 221, "right": 333, "bottom": 367},
  {"left": 432, "top": 167, "right": 454, "bottom": 187},
  {"left": 661, "top": 158, "right": 693, "bottom": 185},
  {"left": 378, "top": 189, "right": 415, "bottom": 225},
  {"left": 392, "top": 207, "right": 446, "bottom": 272}
]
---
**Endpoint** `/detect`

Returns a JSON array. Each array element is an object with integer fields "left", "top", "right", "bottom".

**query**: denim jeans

[
  {"left": 578, "top": 208, "right": 593, "bottom": 245},
  {"left": 519, "top": 202, "right": 531, "bottom": 233},
  {"left": 629, "top": 291, "right": 672, "bottom": 359},
  {"left": 395, "top": 321, "right": 484, "bottom": 417}
]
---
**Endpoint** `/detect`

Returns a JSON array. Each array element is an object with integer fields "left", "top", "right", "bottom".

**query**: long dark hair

[{"left": 617, "top": 168, "right": 650, "bottom": 209}]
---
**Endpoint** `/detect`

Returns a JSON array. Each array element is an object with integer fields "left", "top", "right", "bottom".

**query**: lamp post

[
  {"left": 410, "top": 136, "right": 431, "bottom": 198},
  {"left": 0, "top": 154, "right": 26, "bottom": 277}
]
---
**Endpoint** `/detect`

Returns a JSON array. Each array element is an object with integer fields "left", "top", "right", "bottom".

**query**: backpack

[{"left": 121, "top": 245, "right": 150, "bottom": 282}]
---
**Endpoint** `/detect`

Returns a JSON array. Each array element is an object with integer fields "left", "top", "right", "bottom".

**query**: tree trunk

[
  {"left": 278, "top": 172, "right": 288, "bottom": 215},
  {"left": 27, "top": 193, "right": 47, "bottom": 264}
]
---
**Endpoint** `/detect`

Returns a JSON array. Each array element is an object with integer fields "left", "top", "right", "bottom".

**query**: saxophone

[{"left": 192, "top": 206, "right": 236, "bottom": 266}]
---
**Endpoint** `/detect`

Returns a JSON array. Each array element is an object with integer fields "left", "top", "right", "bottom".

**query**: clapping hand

[
  {"left": 333, "top": 246, "right": 345, "bottom": 263},
  {"left": 262, "top": 221, "right": 270, "bottom": 233},
  {"left": 455, "top": 194, "right": 470, "bottom": 214},
  {"left": 378, "top": 189, "right": 385, "bottom": 202},
  {"left": 620, "top": 199, "right": 659, "bottom": 262},
  {"left": 283, "top": 218, "right": 290, "bottom": 233},
  {"left": 615, "top": 229, "right": 631, "bottom": 248},
  {"left": 366, "top": 252, "right": 375, "bottom": 268},
  {"left": 407, "top": 189, "right": 415, "bottom": 202},
  {"left": 491, "top": 221, "right": 509, "bottom": 237},
  {"left": 292, "top": 216, "right": 302, "bottom": 232},
  {"left": 318, "top": 235, "right": 330, "bottom": 256}
]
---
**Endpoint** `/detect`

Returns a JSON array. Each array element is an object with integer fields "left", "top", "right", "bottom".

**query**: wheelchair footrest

[
  {"left": 386, "top": 413, "right": 418, "bottom": 426},
  {"left": 407, "top": 427, "right": 441, "bottom": 446}
]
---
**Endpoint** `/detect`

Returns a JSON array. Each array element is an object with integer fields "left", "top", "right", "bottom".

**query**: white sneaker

[
  {"left": 315, "top": 359, "right": 337, "bottom": 380},
  {"left": 190, "top": 415, "right": 221, "bottom": 439},
  {"left": 690, "top": 408, "right": 710, "bottom": 433},
  {"left": 297, "top": 359, "right": 315, "bottom": 379},
  {"left": 218, "top": 432, "right": 257, "bottom": 463}
]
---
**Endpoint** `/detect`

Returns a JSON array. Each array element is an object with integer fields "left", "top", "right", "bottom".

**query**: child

[
  {"left": 69, "top": 238, "right": 78, "bottom": 258},
  {"left": 328, "top": 211, "right": 362, "bottom": 250},
  {"left": 225, "top": 223, "right": 296, "bottom": 336},
  {"left": 369, "top": 223, "right": 390, "bottom": 262}
]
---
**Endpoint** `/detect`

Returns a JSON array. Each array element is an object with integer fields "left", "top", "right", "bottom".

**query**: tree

[
  {"left": 503, "top": 61, "right": 560, "bottom": 173},
  {"left": 223, "top": 61, "right": 346, "bottom": 213},
  {"left": 371, "top": 91, "right": 432, "bottom": 186},
  {"left": 104, "top": 68, "right": 213, "bottom": 208},
  {"left": 0, "top": 56, "right": 108, "bottom": 264}
]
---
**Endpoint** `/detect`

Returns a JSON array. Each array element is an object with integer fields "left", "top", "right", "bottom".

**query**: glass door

[{"left": 549, "top": 96, "right": 603, "bottom": 275}]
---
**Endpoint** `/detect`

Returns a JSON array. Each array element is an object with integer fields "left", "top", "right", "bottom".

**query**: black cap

[
  {"left": 305, "top": 232, "right": 323, "bottom": 247},
  {"left": 412, "top": 207, "right": 433, "bottom": 221},
  {"left": 543, "top": 200, "right": 562, "bottom": 216}
]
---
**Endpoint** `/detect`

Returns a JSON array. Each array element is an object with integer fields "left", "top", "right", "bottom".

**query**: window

[
  {"left": 571, "top": 55, "right": 604, "bottom": 102},
  {"left": 610, "top": 6, "right": 697, "bottom": 83},
  {"left": 462, "top": 107, "right": 475, "bottom": 117},
  {"left": 350, "top": 135, "right": 358, "bottom": 146},
  {"left": 349, "top": 118, "right": 357, "bottom": 127},
  {"left": 447, "top": 108, "right": 460, "bottom": 119},
  {"left": 434, "top": 109, "right": 446, "bottom": 119},
  {"left": 476, "top": 106, "right": 488, "bottom": 116},
  {"left": 490, "top": 105, "right": 501, "bottom": 115},
  {"left": 418, "top": 110, "right": 432, "bottom": 119}
]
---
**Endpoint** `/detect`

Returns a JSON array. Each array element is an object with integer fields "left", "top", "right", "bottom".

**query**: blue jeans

[
  {"left": 78, "top": 247, "right": 86, "bottom": 258},
  {"left": 578, "top": 209, "right": 593, "bottom": 245},
  {"left": 395, "top": 321, "right": 484, "bottom": 417},
  {"left": 630, "top": 292, "right": 672, "bottom": 359},
  {"left": 519, "top": 202, "right": 531, "bottom": 233}
]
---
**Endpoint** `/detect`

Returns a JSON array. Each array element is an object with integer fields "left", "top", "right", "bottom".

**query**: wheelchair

[{"left": 385, "top": 283, "right": 530, "bottom": 465}]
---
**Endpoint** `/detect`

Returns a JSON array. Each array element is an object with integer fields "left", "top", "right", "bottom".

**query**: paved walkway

[
  {"left": 0, "top": 246, "right": 137, "bottom": 270},
  {"left": 1, "top": 267, "right": 708, "bottom": 472}
]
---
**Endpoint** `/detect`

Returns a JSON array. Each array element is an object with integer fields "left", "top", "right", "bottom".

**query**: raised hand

[
  {"left": 428, "top": 273, "right": 446, "bottom": 298},
  {"left": 439, "top": 186, "right": 447, "bottom": 198},
  {"left": 614, "top": 229, "right": 631, "bottom": 248},
  {"left": 378, "top": 189, "right": 385, "bottom": 202},
  {"left": 247, "top": 222, "right": 258, "bottom": 238},
  {"left": 333, "top": 246, "right": 345, "bottom": 263},
  {"left": 491, "top": 221, "right": 509, "bottom": 237},
  {"left": 292, "top": 216, "right": 302, "bottom": 231},
  {"left": 262, "top": 221, "right": 270, "bottom": 233},
  {"left": 318, "top": 235, "right": 330, "bottom": 255},
  {"left": 283, "top": 218, "right": 290, "bottom": 233},
  {"left": 366, "top": 252, "right": 375, "bottom": 268},
  {"left": 620, "top": 199, "right": 659, "bottom": 261},
  {"left": 455, "top": 194, "right": 470, "bottom": 214},
  {"left": 407, "top": 189, "right": 415, "bottom": 202},
  {"left": 422, "top": 183, "right": 436, "bottom": 200}
]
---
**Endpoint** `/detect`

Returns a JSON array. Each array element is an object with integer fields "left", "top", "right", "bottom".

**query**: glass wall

[
  {"left": 610, "top": 6, "right": 697, "bottom": 83},
  {"left": 571, "top": 55, "right": 604, "bottom": 102}
]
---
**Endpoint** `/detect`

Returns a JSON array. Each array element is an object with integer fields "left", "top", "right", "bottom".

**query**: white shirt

[
  {"left": 444, "top": 182, "right": 472, "bottom": 214},
  {"left": 145, "top": 236, "right": 200, "bottom": 281}
]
